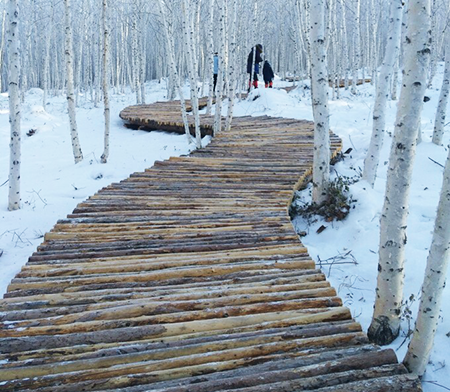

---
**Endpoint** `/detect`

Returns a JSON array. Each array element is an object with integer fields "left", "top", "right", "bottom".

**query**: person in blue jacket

[
  {"left": 263, "top": 60, "right": 274, "bottom": 88},
  {"left": 246, "top": 44, "right": 263, "bottom": 92}
]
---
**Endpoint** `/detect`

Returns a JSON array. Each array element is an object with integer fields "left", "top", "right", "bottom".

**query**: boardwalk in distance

[{"left": 0, "top": 98, "right": 422, "bottom": 391}]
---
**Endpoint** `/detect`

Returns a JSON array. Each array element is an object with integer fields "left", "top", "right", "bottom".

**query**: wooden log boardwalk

[{"left": 0, "top": 96, "right": 422, "bottom": 391}]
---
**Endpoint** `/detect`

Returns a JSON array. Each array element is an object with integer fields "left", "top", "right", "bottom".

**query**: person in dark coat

[
  {"left": 263, "top": 60, "right": 274, "bottom": 88},
  {"left": 246, "top": 44, "right": 263, "bottom": 92},
  {"left": 213, "top": 52, "right": 219, "bottom": 92}
]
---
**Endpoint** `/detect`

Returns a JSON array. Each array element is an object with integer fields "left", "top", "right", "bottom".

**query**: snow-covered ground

[{"left": 0, "top": 70, "right": 449, "bottom": 391}]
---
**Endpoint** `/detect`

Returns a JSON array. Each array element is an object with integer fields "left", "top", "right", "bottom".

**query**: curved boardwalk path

[{"left": 0, "top": 98, "right": 421, "bottom": 391}]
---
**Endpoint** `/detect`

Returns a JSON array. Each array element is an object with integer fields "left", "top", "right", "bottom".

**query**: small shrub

[{"left": 290, "top": 174, "right": 359, "bottom": 222}]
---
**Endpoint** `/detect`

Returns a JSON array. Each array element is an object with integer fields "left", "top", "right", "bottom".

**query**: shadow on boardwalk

[{"left": 0, "top": 96, "right": 422, "bottom": 391}]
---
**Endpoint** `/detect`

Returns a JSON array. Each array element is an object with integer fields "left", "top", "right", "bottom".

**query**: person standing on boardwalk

[
  {"left": 263, "top": 60, "right": 274, "bottom": 88},
  {"left": 213, "top": 52, "right": 219, "bottom": 92},
  {"left": 247, "top": 44, "right": 263, "bottom": 92}
]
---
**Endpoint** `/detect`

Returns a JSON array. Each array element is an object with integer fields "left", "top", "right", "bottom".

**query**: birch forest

[
  {"left": 1, "top": 0, "right": 447, "bottom": 105},
  {"left": 3, "top": 0, "right": 450, "bottom": 382}
]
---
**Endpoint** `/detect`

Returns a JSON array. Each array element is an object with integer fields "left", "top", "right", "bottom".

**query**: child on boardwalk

[{"left": 263, "top": 60, "right": 274, "bottom": 88}]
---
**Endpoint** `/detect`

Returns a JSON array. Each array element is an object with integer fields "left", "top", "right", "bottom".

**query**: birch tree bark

[
  {"left": 309, "top": 0, "right": 330, "bottom": 205},
  {"left": 362, "top": 0, "right": 403, "bottom": 187},
  {"left": 42, "top": 5, "right": 53, "bottom": 107},
  {"left": 403, "top": 140, "right": 450, "bottom": 376},
  {"left": 0, "top": 8, "right": 7, "bottom": 94},
  {"left": 431, "top": 27, "right": 450, "bottom": 145},
  {"left": 157, "top": 0, "right": 193, "bottom": 144},
  {"left": 391, "top": 57, "right": 399, "bottom": 101},
  {"left": 100, "top": 0, "right": 110, "bottom": 164},
  {"left": 131, "top": 18, "right": 141, "bottom": 104},
  {"left": 206, "top": 0, "right": 214, "bottom": 115},
  {"left": 181, "top": 0, "right": 201, "bottom": 148},
  {"left": 64, "top": 0, "right": 83, "bottom": 164},
  {"left": 225, "top": 0, "right": 237, "bottom": 132},
  {"left": 351, "top": 0, "right": 361, "bottom": 94},
  {"left": 427, "top": 0, "right": 438, "bottom": 87},
  {"left": 368, "top": 0, "right": 431, "bottom": 346},
  {"left": 7, "top": 0, "right": 21, "bottom": 211},
  {"left": 213, "top": 0, "right": 225, "bottom": 136}
]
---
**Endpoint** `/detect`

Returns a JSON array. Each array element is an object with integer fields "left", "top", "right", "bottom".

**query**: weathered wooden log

[
  {"left": 0, "top": 303, "right": 346, "bottom": 338},
  {"left": 1, "top": 286, "right": 336, "bottom": 322},
  {"left": 5, "top": 269, "right": 324, "bottom": 298},
  {"left": 0, "top": 307, "right": 352, "bottom": 352},
  {"left": 114, "top": 354, "right": 404, "bottom": 392},
  {"left": 7, "top": 259, "right": 315, "bottom": 293},
  {"left": 1, "top": 273, "right": 327, "bottom": 310},
  {"left": 1, "top": 320, "right": 361, "bottom": 365},
  {"left": 2, "top": 346, "right": 395, "bottom": 391},
  {"left": 17, "top": 252, "right": 309, "bottom": 279},
  {"left": 2, "top": 296, "right": 343, "bottom": 331},
  {"left": 0, "top": 331, "right": 368, "bottom": 381},
  {"left": 140, "top": 366, "right": 409, "bottom": 392},
  {"left": 69, "top": 345, "right": 381, "bottom": 392},
  {"left": 95, "top": 365, "right": 407, "bottom": 392}
]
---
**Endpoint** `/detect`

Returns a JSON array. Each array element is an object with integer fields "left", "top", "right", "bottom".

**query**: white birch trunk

[
  {"left": 213, "top": 0, "right": 225, "bottom": 136},
  {"left": 330, "top": 0, "right": 338, "bottom": 100},
  {"left": 427, "top": 0, "right": 437, "bottom": 88},
  {"left": 248, "top": 2, "right": 258, "bottom": 93},
  {"left": 362, "top": 0, "right": 403, "bottom": 187},
  {"left": 309, "top": 0, "right": 330, "bottom": 204},
  {"left": 0, "top": 9, "right": 7, "bottom": 93},
  {"left": 351, "top": 0, "right": 361, "bottom": 94},
  {"left": 157, "top": 0, "right": 193, "bottom": 144},
  {"left": 100, "top": 0, "right": 110, "bottom": 164},
  {"left": 391, "top": 57, "right": 399, "bottom": 101},
  {"left": 339, "top": 0, "right": 350, "bottom": 89},
  {"left": 94, "top": 20, "right": 102, "bottom": 107},
  {"left": 206, "top": 0, "right": 214, "bottom": 115},
  {"left": 75, "top": 0, "right": 87, "bottom": 107},
  {"left": 64, "top": 0, "right": 83, "bottom": 164},
  {"left": 225, "top": 0, "right": 237, "bottom": 132},
  {"left": 139, "top": 11, "right": 146, "bottom": 105},
  {"left": 431, "top": 30, "right": 450, "bottom": 145},
  {"left": 132, "top": 18, "right": 141, "bottom": 104},
  {"left": 403, "top": 136, "right": 450, "bottom": 376},
  {"left": 42, "top": 9, "right": 52, "bottom": 107},
  {"left": 403, "top": 141, "right": 450, "bottom": 376},
  {"left": 182, "top": 0, "right": 201, "bottom": 148},
  {"left": 302, "top": 0, "right": 311, "bottom": 79},
  {"left": 369, "top": 0, "right": 378, "bottom": 85},
  {"left": 7, "top": 0, "right": 21, "bottom": 211},
  {"left": 368, "top": 0, "right": 431, "bottom": 346}
]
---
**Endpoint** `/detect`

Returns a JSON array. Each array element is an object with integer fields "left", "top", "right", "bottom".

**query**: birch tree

[
  {"left": 213, "top": 0, "right": 225, "bottom": 136},
  {"left": 131, "top": 18, "right": 141, "bottom": 104},
  {"left": 0, "top": 8, "right": 7, "bottom": 93},
  {"left": 351, "top": 0, "right": 361, "bottom": 94},
  {"left": 362, "top": 0, "right": 403, "bottom": 187},
  {"left": 100, "top": 0, "right": 110, "bottom": 164},
  {"left": 64, "top": 0, "right": 83, "bottom": 164},
  {"left": 431, "top": 25, "right": 450, "bottom": 145},
  {"left": 206, "top": 0, "right": 214, "bottom": 115},
  {"left": 7, "top": 0, "right": 21, "bottom": 211},
  {"left": 181, "top": 0, "right": 201, "bottom": 148},
  {"left": 157, "top": 0, "right": 193, "bottom": 144},
  {"left": 42, "top": 3, "right": 53, "bottom": 107},
  {"left": 309, "top": 0, "right": 330, "bottom": 204},
  {"left": 368, "top": 0, "right": 431, "bottom": 346},
  {"left": 403, "top": 141, "right": 450, "bottom": 376},
  {"left": 225, "top": 0, "right": 238, "bottom": 132}
]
